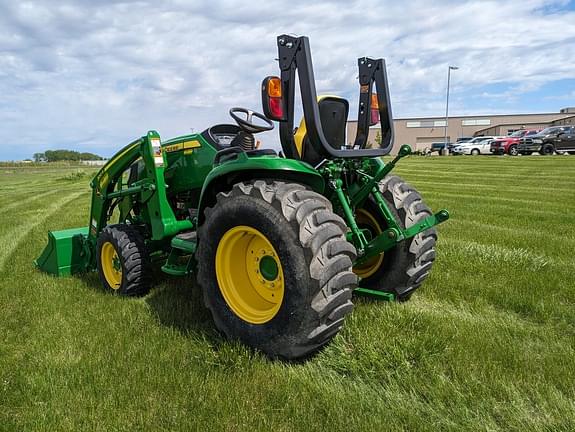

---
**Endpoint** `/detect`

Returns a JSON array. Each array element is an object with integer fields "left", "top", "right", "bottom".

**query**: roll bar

[{"left": 275, "top": 34, "right": 394, "bottom": 159}]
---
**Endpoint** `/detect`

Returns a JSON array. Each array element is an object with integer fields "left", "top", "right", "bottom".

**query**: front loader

[{"left": 36, "top": 34, "right": 449, "bottom": 359}]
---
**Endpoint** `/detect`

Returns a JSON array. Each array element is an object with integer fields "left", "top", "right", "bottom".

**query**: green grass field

[{"left": 1, "top": 157, "right": 574, "bottom": 431}]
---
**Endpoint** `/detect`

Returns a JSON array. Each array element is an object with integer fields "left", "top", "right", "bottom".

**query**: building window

[
  {"left": 462, "top": 119, "right": 491, "bottom": 126},
  {"left": 406, "top": 120, "right": 447, "bottom": 128}
]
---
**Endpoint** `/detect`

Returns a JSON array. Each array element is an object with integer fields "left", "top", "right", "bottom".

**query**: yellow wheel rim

[
  {"left": 353, "top": 208, "right": 385, "bottom": 279},
  {"left": 215, "top": 226, "right": 285, "bottom": 324},
  {"left": 101, "top": 241, "right": 122, "bottom": 290}
]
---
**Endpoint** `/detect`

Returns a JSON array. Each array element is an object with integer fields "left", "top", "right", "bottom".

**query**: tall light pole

[{"left": 443, "top": 65, "right": 458, "bottom": 155}]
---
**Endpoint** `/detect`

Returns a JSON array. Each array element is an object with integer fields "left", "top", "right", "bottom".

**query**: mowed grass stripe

[
  {"left": 401, "top": 179, "right": 574, "bottom": 194},
  {"left": 0, "top": 191, "right": 86, "bottom": 270},
  {"left": 437, "top": 217, "right": 575, "bottom": 261},
  {"left": 441, "top": 237, "right": 573, "bottom": 270},
  {"left": 397, "top": 163, "right": 575, "bottom": 178},
  {"left": 397, "top": 170, "right": 575, "bottom": 182},
  {"left": 424, "top": 196, "right": 575, "bottom": 226},
  {"left": 0, "top": 186, "right": 88, "bottom": 239},
  {"left": 448, "top": 218, "right": 575, "bottom": 247},
  {"left": 421, "top": 189, "right": 575, "bottom": 210},
  {"left": 0, "top": 189, "right": 69, "bottom": 215},
  {"left": 0, "top": 186, "right": 85, "bottom": 204},
  {"left": 398, "top": 155, "right": 575, "bottom": 166}
]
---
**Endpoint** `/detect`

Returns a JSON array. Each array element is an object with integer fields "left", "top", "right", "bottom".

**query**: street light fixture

[{"left": 443, "top": 65, "right": 459, "bottom": 155}]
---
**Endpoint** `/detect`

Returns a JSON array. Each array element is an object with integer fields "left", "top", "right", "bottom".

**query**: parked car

[
  {"left": 430, "top": 142, "right": 455, "bottom": 154},
  {"left": 452, "top": 136, "right": 499, "bottom": 155},
  {"left": 517, "top": 126, "right": 575, "bottom": 155},
  {"left": 490, "top": 129, "right": 541, "bottom": 156},
  {"left": 456, "top": 136, "right": 474, "bottom": 144}
]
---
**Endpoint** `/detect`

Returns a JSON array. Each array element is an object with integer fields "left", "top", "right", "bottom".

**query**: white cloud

[{"left": 0, "top": 0, "right": 574, "bottom": 159}]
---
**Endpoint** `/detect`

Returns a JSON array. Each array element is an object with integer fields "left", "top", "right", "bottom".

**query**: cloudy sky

[{"left": 1, "top": 0, "right": 574, "bottom": 160}]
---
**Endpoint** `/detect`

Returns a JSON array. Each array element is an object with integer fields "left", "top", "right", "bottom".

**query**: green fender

[{"left": 197, "top": 153, "right": 325, "bottom": 224}]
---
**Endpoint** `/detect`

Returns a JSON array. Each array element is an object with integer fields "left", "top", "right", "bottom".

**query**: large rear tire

[
  {"left": 353, "top": 176, "right": 437, "bottom": 301},
  {"left": 96, "top": 224, "right": 151, "bottom": 296},
  {"left": 196, "top": 180, "right": 357, "bottom": 360}
]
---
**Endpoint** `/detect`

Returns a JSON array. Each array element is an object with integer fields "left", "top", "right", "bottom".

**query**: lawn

[{"left": 1, "top": 157, "right": 574, "bottom": 431}]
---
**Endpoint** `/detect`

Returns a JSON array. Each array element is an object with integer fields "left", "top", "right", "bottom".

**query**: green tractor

[{"left": 36, "top": 35, "right": 448, "bottom": 359}]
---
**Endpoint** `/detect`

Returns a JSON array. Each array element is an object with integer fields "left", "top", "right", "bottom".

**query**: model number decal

[{"left": 164, "top": 140, "right": 201, "bottom": 153}]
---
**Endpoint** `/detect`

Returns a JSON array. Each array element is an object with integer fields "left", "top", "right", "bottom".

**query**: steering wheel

[{"left": 229, "top": 107, "right": 274, "bottom": 134}]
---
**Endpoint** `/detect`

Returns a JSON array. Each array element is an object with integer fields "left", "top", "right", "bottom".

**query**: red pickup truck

[{"left": 490, "top": 129, "right": 541, "bottom": 156}]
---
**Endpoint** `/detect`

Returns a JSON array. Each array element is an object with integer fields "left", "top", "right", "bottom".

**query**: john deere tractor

[{"left": 36, "top": 35, "right": 448, "bottom": 359}]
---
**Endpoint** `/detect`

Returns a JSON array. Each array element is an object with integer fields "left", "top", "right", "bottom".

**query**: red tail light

[
  {"left": 261, "top": 76, "right": 286, "bottom": 121},
  {"left": 369, "top": 93, "right": 380, "bottom": 126},
  {"left": 269, "top": 97, "right": 284, "bottom": 118}
]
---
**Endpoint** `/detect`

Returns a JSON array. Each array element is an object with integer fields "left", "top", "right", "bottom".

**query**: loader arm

[
  {"left": 36, "top": 131, "right": 192, "bottom": 276},
  {"left": 88, "top": 130, "right": 192, "bottom": 246}
]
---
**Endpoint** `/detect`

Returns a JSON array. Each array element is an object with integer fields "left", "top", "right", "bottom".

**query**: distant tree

[
  {"left": 79, "top": 152, "right": 103, "bottom": 160},
  {"left": 33, "top": 152, "right": 46, "bottom": 162},
  {"left": 41, "top": 150, "right": 103, "bottom": 162}
]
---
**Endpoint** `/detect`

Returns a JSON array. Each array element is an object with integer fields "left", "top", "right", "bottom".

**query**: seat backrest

[{"left": 294, "top": 96, "right": 349, "bottom": 166}]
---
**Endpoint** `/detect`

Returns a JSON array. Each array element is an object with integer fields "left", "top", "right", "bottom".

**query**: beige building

[{"left": 347, "top": 107, "right": 575, "bottom": 154}]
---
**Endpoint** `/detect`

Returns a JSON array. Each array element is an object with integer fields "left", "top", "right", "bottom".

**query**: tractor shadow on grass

[
  {"left": 81, "top": 269, "right": 218, "bottom": 339},
  {"left": 144, "top": 275, "right": 216, "bottom": 336}
]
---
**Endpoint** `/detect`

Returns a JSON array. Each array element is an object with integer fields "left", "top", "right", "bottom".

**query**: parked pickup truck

[
  {"left": 517, "top": 126, "right": 575, "bottom": 155},
  {"left": 452, "top": 136, "right": 499, "bottom": 155},
  {"left": 430, "top": 142, "right": 454, "bottom": 154},
  {"left": 490, "top": 129, "right": 541, "bottom": 156}
]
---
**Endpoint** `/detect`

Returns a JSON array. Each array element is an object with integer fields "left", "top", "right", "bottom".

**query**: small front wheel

[
  {"left": 197, "top": 181, "right": 357, "bottom": 360},
  {"left": 471, "top": 149, "right": 480, "bottom": 156},
  {"left": 508, "top": 145, "right": 518, "bottom": 156},
  {"left": 96, "top": 225, "right": 151, "bottom": 296}
]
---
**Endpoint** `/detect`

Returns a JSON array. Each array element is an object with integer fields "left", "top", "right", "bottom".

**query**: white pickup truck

[{"left": 452, "top": 136, "right": 501, "bottom": 155}]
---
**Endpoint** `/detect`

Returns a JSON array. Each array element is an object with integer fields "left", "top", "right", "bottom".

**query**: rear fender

[{"left": 197, "top": 154, "right": 324, "bottom": 224}]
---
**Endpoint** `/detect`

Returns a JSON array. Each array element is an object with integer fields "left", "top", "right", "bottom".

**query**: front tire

[
  {"left": 471, "top": 149, "right": 480, "bottom": 155},
  {"left": 508, "top": 145, "right": 518, "bottom": 156},
  {"left": 353, "top": 176, "right": 437, "bottom": 301},
  {"left": 96, "top": 224, "right": 151, "bottom": 296},
  {"left": 540, "top": 144, "right": 554, "bottom": 155},
  {"left": 196, "top": 181, "right": 357, "bottom": 360}
]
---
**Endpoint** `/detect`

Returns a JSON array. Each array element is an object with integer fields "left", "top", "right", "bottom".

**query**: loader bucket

[{"left": 34, "top": 227, "right": 90, "bottom": 276}]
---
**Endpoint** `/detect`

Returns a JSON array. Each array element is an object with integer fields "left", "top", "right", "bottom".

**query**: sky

[{"left": 1, "top": 0, "right": 574, "bottom": 160}]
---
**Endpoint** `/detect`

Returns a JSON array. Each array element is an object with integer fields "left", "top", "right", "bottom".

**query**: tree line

[{"left": 33, "top": 150, "right": 103, "bottom": 162}]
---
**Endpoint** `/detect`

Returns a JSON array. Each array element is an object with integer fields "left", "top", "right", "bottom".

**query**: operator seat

[
  {"left": 201, "top": 124, "right": 242, "bottom": 150},
  {"left": 294, "top": 96, "right": 349, "bottom": 166}
]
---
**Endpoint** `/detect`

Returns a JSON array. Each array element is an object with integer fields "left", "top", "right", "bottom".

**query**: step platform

[{"left": 161, "top": 231, "right": 198, "bottom": 276}]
